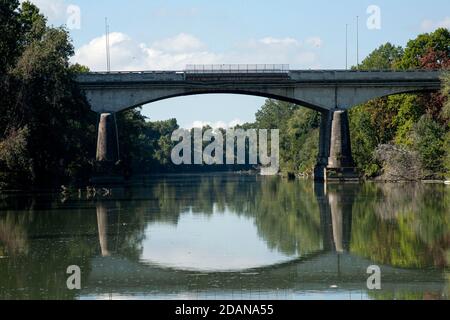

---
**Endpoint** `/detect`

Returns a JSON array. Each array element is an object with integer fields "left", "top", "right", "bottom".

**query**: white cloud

[
  {"left": 21, "top": 0, "right": 68, "bottom": 21},
  {"left": 151, "top": 33, "right": 206, "bottom": 53},
  {"left": 420, "top": 17, "right": 450, "bottom": 32},
  {"left": 152, "top": 7, "right": 200, "bottom": 18},
  {"left": 231, "top": 36, "right": 320, "bottom": 68},
  {"left": 188, "top": 119, "right": 244, "bottom": 129},
  {"left": 74, "top": 32, "right": 222, "bottom": 71},
  {"left": 73, "top": 33, "right": 322, "bottom": 71},
  {"left": 74, "top": 32, "right": 149, "bottom": 71},
  {"left": 259, "top": 37, "right": 300, "bottom": 46},
  {"left": 306, "top": 37, "right": 323, "bottom": 48}
]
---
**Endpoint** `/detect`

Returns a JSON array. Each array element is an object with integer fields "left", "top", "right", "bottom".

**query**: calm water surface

[{"left": 0, "top": 174, "right": 449, "bottom": 300}]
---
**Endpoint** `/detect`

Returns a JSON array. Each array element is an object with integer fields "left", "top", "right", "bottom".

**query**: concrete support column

[
  {"left": 315, "top": 110, "right": 359, "bottom": 181},
  {"left": 314, "top": 110, "right": 333, "bottom": 181},
  {"left": 96, "top": 113, "right": 119, "bottom": 163},
  {"left": 327, "top": 110, "right": 354, "bottom": 168}
]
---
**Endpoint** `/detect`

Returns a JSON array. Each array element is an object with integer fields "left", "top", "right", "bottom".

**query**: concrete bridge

[{"left": 75, "top": 69, "right": 442, "bottom": 181}]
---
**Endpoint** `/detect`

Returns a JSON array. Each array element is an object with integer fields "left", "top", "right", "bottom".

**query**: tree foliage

[
  {"left": 0, "top": 1, "right": 95, "bottom": 188},
  {"left": 356, "top": 43, "right": 403, "bottom": 70},
  {"left": 348, "top": 28, "right": 450, "bottom": 179},
  {"left": 254, "top": 100, "right": 320, "bottom": 176},
  {"left": 399, "top": 28, "right": 450, "bottom": 70}
]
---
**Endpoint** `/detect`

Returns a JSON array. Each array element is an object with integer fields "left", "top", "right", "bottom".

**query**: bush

[
  {"left": 0, "top": 127, "right": 31, "bottom": 174},
  {"left": 374, "top": 144, "right": 422, "bottom": 181},
  {"left": 412, "top": 115, "right": 446, "bottom": 178}
]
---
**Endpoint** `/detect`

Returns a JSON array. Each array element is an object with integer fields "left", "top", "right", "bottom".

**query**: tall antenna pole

[
  {"left": 356, "top": 16, "right": 359, "bottom": 70},
  {"left": 105, "top": 18, "right": 111, "bottom": 72},
  {"left": 105, "top": 18, "right": 119, "bottom": 159},
  {"left": 345, "top": 24, "right": 348, "bottom": 70}
]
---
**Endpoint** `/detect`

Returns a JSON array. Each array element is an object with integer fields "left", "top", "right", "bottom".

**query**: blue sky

[{"left": 28, "top": 0, "right": 450, "bottom": 127}]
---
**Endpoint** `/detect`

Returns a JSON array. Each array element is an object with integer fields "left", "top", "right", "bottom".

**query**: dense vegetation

[
  {"left": 0, "top": 1, "right": 182, "bottom": 188},
  {"left": 247, "top": 29, "right": 450, "bottom": 180},
  {"left": 1, "top": 1, "right": 449, "bottom": 189},
  {"left": 349, "top": 29, "right": 450, "bottom": 180},
  {"left": 0, "top": 0, "right": 95, "bottom": 188}
]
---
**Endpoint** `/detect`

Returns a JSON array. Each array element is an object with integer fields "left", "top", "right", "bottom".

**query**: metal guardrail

[
  {"left": 83, "top": 69, "right": 441, "bottom": 75},
  {"left": 185, "top": 64, "right": 290, "bottom": 74}
]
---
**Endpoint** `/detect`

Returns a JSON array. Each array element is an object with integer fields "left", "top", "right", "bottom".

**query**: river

[{"left": 0, "top": 174, "right": 449, "bottom": 300}]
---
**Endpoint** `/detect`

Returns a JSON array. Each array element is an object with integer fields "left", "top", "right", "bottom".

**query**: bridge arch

[
  {"left": 82, "top": 87, "right": 332, "bottom": 114},
  {"left": 127, "top": 90, "right": 329, "bottom": 113}
]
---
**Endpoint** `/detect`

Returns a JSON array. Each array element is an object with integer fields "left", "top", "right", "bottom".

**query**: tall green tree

[
  {"left": 357, "top": 43, "right": 404, "bottom": 70},
  {"left": 348, "top": 29, "right": 450, "bottom": 179},
  {"left": 0, "top": 2, "right": 96, "bottom": 187},
  {"left": 399, "top": 28, "right": 450, "bottom": 70},
  {"left": 0, "top": 0, "right": 23, "bottom": 73},
  {"left": 441, "top": 72, "right": 450, "bottom": 177},
  {"left": 254, "top": 99, "right": 320, "bottom": 175}
]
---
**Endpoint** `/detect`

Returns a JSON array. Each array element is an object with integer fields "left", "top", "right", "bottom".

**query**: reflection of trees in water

[
  {"left": 0, "top": 200, "right": 97, "bottom": 299},
  {"left": 351, "top": 183, "right": 450, "bottom": 269},
  {"left": 251, "top": 179, "right": 322, "bottom": 256},
  {"left": 145, "top": 176, "right": 323, "bottom": 257},
  {"left": 0, "top": 208, "right": 33, "bottom": 257},
  {"left": 0, "top": 193, "right": 148, "bottom": 299},
  {"left": 0, "top": 178, "right": 448, "bottom": 300}
]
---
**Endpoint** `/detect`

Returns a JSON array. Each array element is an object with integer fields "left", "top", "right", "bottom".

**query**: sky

[{"left": 24, "top": 0, "right": 450, "bottom": 128}]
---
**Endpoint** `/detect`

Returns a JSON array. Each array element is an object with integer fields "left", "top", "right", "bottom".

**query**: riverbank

[{"left": 1, "top": 171, "right": 449, "bottom": 195}]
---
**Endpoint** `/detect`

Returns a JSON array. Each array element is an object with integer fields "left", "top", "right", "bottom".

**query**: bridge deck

[
  {"left": 76, "top": 70, "right": 442, "bottom": 86},
  {"left": 75, "top": 69, "right": 443, "bottom": 113}
]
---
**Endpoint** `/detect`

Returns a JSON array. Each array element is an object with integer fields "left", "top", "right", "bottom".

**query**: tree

[
  {"left": 0, "top": 0, "right": 22, "bottom": 72},
  {"left": 412, "top": 115, "right": 446, "bottom": 177},
  {"left": 441, "top": 72, "right": 450, "bottom": 177},
  {"left": 349, "top": 106, "right": 380, "bottom": 177},
  {"left": 358, "top": 43, "right": 404, "bottom": 71},
  {"left": 0, "top": 2, "right": 96, "bottom": 187},
  {"left": 254, "top": 100, "right": 321, "bottom": 175},
  {"left": 285, "top": 108, "right": 320, "bottom": 174},
  {"left": 19, "top": 1, "right": 47, "bottom": 45},
  {"left": 441, "top": 72, "right": 450, "bottom": 121},
  {"left": 399, "top": 28, "right": 450, "bottom": 70},
  {"left": 255, "top": 99, "right": 297, "bottom": 130},
  {"left": 346, "top": 28, "right": 450, "bottom": 179}
]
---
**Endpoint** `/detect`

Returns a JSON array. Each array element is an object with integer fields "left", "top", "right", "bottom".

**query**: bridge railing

[{"left": 185, "top": 64, "right": 290, "bottom": 74}]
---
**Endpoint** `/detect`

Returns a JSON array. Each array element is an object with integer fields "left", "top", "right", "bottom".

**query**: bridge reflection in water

[{"left": 89, "top": 179, "right": 447, "bottom": 299}]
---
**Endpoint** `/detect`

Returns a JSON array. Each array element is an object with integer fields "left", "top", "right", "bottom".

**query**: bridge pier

[
  {"left": 96, "top": 113, "right": 119, "bottom": 163},
  {"left": 92, "top": 113, "right": 124, "bottom": 185},
  {"left": 314, "top": 110, "right": 359, "bottom": 182},
  {"left": 314, "top": 111, "right": 333, "bottom": 181}
]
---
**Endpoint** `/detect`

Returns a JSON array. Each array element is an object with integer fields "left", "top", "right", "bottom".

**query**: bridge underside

[{"left": 76, "top": 70, "right": 441, "bottom": 181}]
